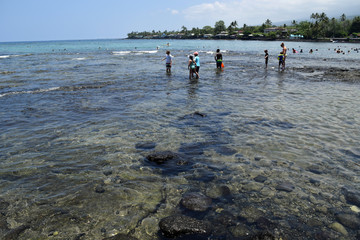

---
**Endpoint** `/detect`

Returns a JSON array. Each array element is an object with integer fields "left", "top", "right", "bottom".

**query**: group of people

[
  {"left": 163, "top": 42, "right": 289, "bottom": 77},
  {"left": 264, "top": 42, "right": 287, "bottom": 70},
  {"left": 162, "top": 49, "right": 224, "bottom": 79}
]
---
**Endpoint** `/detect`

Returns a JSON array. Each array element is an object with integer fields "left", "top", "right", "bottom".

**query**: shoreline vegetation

[{"left": 127, "top": 12, "right": 360, "bottom": 43}]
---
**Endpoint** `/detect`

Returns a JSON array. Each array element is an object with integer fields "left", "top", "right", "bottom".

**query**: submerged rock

[
  {"left": 146, "top": 151, "right": 179, "bottom": 164},
  {"left": 344, "top": 190, "right": 360, "bottom": 207},
  {"left": 254, "top": 175, "right": 267, "bottom": 183},
  {"left": 275, "top": 182, "right": 295, "bottom": 192},
  {"left": 181, "top": 192, "right": 212, "bottom": 212},
  {"left": 159, "top": 215, "right": 211, "bottom": 238},
  {"left": 135, "top": 142, "right": 156, "bottom": 150},
  {"left": 336, "top": 213, "right": 360, "bottom": 229},
  {"left": 102, "top": 233, "right": 138, "bottom": 240}
]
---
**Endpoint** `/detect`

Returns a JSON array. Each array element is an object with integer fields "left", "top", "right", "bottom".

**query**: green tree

[
  {"left": 202, "top": 25, "right": 214, "bottom": 34},
  {"left": 350, "top": 16, "right": 360, "bottom": 34},
  {"left": 214, "top": 20, "right": 226, "bottom": 34},
  {"left": 265, "top": 19, "right": 272, "bottom": 27}
]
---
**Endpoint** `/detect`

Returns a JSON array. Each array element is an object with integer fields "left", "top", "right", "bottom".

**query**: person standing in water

[
  {"left": 188, "top": 55, "right": 199, "bottom": 80},
  {"left": 194, "top": 52, "right": 200, "bottom": 79},
  {"left": 280, "top": 43, "right": 287, "bottom": 69},
  {"left": 264, "top": 50, "right": 269, "bottom": 69},
  {"left": 215, "top": 49, "right": 223, "bottom": 69},
  {"left": 162, "top": 50, "right": 173, "bottom": 73}
]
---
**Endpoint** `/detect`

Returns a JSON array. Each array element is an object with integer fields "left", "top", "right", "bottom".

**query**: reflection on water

[{"left": 0, "top": 40, "right": 360, "bottom": 239}]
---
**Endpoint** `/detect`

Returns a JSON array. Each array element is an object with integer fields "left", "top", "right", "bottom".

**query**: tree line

[{"left": 127, "top": 13, "right": 360, "bottom": 40}]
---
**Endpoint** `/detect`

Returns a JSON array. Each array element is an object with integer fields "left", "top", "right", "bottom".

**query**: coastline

[{"left": 126, "top": 36, "right": 360, "bottom": 43}]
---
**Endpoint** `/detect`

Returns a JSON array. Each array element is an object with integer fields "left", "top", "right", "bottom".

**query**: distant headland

[{"left": 127, "top": 13, "right": 360, "bottom": 42}]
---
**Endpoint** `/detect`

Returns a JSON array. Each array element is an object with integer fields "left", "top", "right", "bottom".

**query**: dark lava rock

[
  {"left": 344, "top": 190, "right": 360, "bottom": 207},
  {"left": 215, "top": 146, "right": 237, "bottom": 156},
  {"left": 135, "top": 142, "right": 156, "bottom": 150},
  {"left": 336, "top": 213, "right": 360, "bottom": 229},
  {"left": 255, "top": 217, "right": 276, "bottom": 230},
  {"left": 275, "top": 182, "right": 295, "bottom": 192},
  {"left": 216, "top": 211, "right": 237, "bottom": 226},
  {"left": 103, "top": 170, "right": 113, "bottom": 176},
  {"left": 254, "top": 175, "right": 267, "bottom": 183},
  {"left": 159, "top": 215, "right": 211, "bottom": 238},
  {"left": 102, "top": 233, "right": 138, "bottom": 240},
  {"left": 146, "top": 151, "right": 179, "bottom": 164},
  {"left": 193, "top": 111, "right": 206, "bottom": 117},
  {"left": 307, "top": 165, "right": 324, "bottom": 174},
  {"left": 309, "top": 178, "right": 321, "bottom": 186},
  {"left": 181, "top": 192, "right": 212, "bottom": 212},
  {"left": 2, "top": 225, "right": 30, "bottom": 240},
  {"left": 254, "top": 156, "right": 262, "bottom": 161},
  {"left": 95, "top": 185, "right": 105, "bottom": 193}
]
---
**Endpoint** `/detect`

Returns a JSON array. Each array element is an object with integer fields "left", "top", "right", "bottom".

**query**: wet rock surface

[
  {"left": 159, "top": 215, "right": 211, "bottom": 238},
  {"left": 275, "top": 182, "right": 295, "bottom": 192},
  {"left": 181, "top": 192, "right": 212, "bottom": 212},
  {"left": 336, "top": 213, "right": 360, "bottom": 230}
]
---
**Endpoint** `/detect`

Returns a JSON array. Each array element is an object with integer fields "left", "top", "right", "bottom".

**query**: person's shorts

[
  {"left": 166, "top": 63, "right": 171, "bottom": 68},
  {"left": 216, "top": 61, "right": 222, "bottom": 68},
  {"left": 196, "top": 66, "right": 200, "bottom": 73}
]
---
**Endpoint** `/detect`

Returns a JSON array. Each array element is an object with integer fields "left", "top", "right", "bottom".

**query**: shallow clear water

[{"left": 1, "top": 39, "right": 360, "bottom": 239}]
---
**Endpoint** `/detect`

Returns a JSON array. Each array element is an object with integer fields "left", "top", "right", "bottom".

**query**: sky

[{"left": 1, "top": 0, "right": 359, "bottom": 42}]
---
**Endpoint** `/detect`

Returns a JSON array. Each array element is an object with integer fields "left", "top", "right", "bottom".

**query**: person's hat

[{"left": 193, "top": 52, "right": 198, "bottom": 55}]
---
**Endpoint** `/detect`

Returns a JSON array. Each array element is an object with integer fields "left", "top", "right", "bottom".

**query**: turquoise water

[{"left": 1, "top": 39, "right": 360, "bottom": 239}]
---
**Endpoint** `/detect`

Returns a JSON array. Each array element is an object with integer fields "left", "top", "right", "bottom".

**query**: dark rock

[
  {"left": 215, "top": 146, "right": 237, "bottom": 156},
  {"left": 255, "top": 217, "right": 276, "bottom": 230},
  {"left": 314, "top": 231, "right": 332, "bottom": 240},
  {"left": 95, "top": 185, "right": 105, "bottom": 193},
  {"left": 135, "top": 142, "right": 156, "bottom": 150},
  {"left": 145, "top": 151, "right": 192, "bottom": 176},
  {"left": 159, "top": 215, "right": 211, "bottom": 238},
  {"left": 181, "top": 192, "right": 212, "bottom": 212},
  {"left": 254, "top": 156, "right": 262, "bottom": 161},
  {"left": 216, "top": 211, "right": 237, "bottom": 226},
  {"left": 336, "top": 213, "right": 360, "bottom": 229},
  {"left": 275, "top": 182, "right": 295, "bottom": 192},
  {"left": 103, "top": 170, "right": 113, "bottom": 176},
  {"left": 344, "top": 190, "right": 360, "bottom": 207},
  {"left": 219, "top": 185, "right": 231, "bottom": 196},
  {"left": 102, "top": 233, "right": 138, "bottom": 240},
  {"left": 146, "top": 151, "right": 178, "bottom": 164},
  {"left": 2, "top": 225, "right": 30, "bottom": 240},
  {"left": 307, "top": 165, "right": 324, "bottom": 174},
  {"left": 193, "top": 111, "right": 206, "bottom": 117},
  {"left": 309, "top": 178, "right": 321, "bottom": 186},
  {"left": 254, "top": 175, "right": 267, "bottom": 183}
]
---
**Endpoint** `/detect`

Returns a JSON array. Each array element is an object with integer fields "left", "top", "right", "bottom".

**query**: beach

[{"left": 1, "top": 39, "right": 360, "bottom": 239}]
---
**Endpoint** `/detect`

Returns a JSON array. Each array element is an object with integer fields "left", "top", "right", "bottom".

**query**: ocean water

[{"left": 1, "top": 39, "right": 360, "bottom": 239}]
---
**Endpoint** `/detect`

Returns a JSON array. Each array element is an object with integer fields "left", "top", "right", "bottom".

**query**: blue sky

[{"left": 1, "top": 0, "right": 359, "bottom": 42}]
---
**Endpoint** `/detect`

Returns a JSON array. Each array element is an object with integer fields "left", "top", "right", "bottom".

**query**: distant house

[
  {"left": 203, "top": 34, "right": 213, "bottom": 38},
  {"left": 264, "top": 27, "right": 286, "bottom": 34}
]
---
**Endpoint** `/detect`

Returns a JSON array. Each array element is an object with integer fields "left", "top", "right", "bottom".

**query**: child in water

[
  {"left": 188, "top": 55, "right": 199, "bottom": 80},
  {"left": 278, "top": 51, "right": 284, "bottom": 70},
  {"left": 162, "top": 50, "right": 172, "bottom": 73},
  {"left": 215, "top": 49, "right": 223, "bottom": 69},
  {"left": 264, "top": 50, "right": 269, "bottom": 68}
]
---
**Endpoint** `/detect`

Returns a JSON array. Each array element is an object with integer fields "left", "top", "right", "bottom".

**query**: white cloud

[
  {"left": 172, "top": 10, "right": 179, "bottom": 15},
  {"left": 167, "top": 8, "right": 179, "bottom": 15},
  {"left": 181, "top": 0, "right": 360, "bottom": 26}
]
